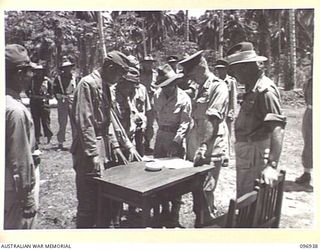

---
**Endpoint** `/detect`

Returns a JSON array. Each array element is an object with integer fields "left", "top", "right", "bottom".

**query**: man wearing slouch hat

[
  {"left": 226, "top": 42, "right": 286, "bottom": 198},
  {"left": 152, "top": 64, "right": 192, "bottom": 227},
  {"left": 5, "top": 44, "right": 39, "bottom": 229},
  {"left": 180, "top": 51, "right": 229, "bottom": 227}
]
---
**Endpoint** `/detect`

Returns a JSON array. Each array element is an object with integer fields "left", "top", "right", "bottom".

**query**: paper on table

[{"left": 144, "top": 157, "right": 194, "bottom": 169}]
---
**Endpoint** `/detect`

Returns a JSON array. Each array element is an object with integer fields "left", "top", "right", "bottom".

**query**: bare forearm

[
  {"left": 268, "top": 125, "right": 285, "bottom": 164},
  {"left": 201, "top": 116, "right": 219, "bottom": 146}
]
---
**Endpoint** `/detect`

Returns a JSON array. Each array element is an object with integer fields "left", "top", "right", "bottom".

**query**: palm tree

[
  {"left": 288, "top": 9, "right": 297, "bottom": 90},
  {"left": 185, "top": 10, "right": 189, "bottom": 42}
]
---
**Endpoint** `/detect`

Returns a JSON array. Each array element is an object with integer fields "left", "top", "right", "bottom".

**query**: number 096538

[{"left": 300, "top": 244, "right": 318, "bottom": 248}]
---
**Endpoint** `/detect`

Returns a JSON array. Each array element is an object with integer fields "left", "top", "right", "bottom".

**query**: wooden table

[{"left": 93, "top": 160, "right": 214, "bottom": 227}]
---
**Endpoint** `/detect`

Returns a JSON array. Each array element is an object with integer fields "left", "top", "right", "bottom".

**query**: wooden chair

[
  {"left": 201, "top": 187, "right": 260, "bottom": 228},
  {"left": 252, "top": 170, "right": 286, "bottom": 228},
  {"left": 201, "top": 170, "right": 286, "bottom": 228}
]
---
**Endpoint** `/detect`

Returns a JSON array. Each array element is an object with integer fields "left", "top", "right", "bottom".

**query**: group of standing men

[{"left": 5, "top": 40, "right": 293, "bottom": 229}]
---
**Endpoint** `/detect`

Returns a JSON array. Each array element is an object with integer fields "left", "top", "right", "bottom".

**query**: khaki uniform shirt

[
  {"left": 70, "top": 70, "right": 119, "bottom": 157},
  {"left": 6, "top": 88, "right": 36, "bottom": 206},
  {"left": 110, "top": 83, "right": 151, "bottom": 137},
  {"left": 235, "top": 74, "right": 286, "bottom": 142},
  {"left": 154, "top": 87, "right": 192, "bottom": 144},
  {"left": 186, "top": 73, "right": 229, "bottom": 160},
  {"left": 224, "top": 74, "right": 237, "bottom": 120},
  {"left": 140, "top": 69, "right": 158, "bottom": 98},
  {"left": 53, "top": 73, "right": 76, "bottom": 102}
]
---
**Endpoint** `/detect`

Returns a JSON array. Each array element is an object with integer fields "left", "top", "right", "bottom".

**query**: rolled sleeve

[
  {"left": 206, "top": 82, "right": 229, "bottom": 120},
  {"left": 260, "top": 90, "right": 287, "bottom": 126}
]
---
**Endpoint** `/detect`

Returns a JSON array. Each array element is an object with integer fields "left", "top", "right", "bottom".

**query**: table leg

[
  {"left": 141, "top": 199, "right": 150, "bottom": 228},
  {"left": 96, "top": 184, "right": 103, "bottom": 227}
]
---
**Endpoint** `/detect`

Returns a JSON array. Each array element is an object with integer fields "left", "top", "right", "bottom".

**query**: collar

[
  {"left": 6, "top": 88, "right": 21, "bottom": 100},
  {"left": 248, "top": 72, "right": 268, "bottom": 93}
]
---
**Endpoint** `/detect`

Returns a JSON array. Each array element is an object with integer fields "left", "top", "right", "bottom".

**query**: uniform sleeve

[
  {"left": 144, "top": 88, "right": 152, "bottom": 112},
  {"left": 6, "top": 108, "right": 36, "bottom": 206},
  {"left": 229, "top": 78, "right": 238, "bottom": 117},
  {"left": 259, "top": 89, "right": 286, "bottom": 125},
  {"left": 53, "top": 77, "right": 60, "bottom": 94},
  {"left": 110, "top": 108, "right": 133, "bottom": 149},
  {"left": 173, "top": 95, "right": 192, "bottom": 144},
  {"left": 74, "top": 81, "right": 98, "bottom": 157},
  {"left": 206, "top": 82, "right": 229, "bottom": 120}
]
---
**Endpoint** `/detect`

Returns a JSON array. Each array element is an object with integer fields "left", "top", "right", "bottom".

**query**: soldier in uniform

[
  {"left": 180, "top": 50, "right": 229, "bottom": 227},
  {"left": 53, "top": 56, "right": 77, "bottom": 150},
  {"left": 166, "top": 55, "right": 179, "bottom": 73},
  {"left": 110, "top": 67, "right": 151, "bottom": 157},
  {"left": 27, "top": 64, "right": 53, "bottom": 145},
  {"left": 70, "top": 51, "right": 131, "bottom": 228},
  {"left": 153, "top": 64, "right": 192, "bottom": 227},
  {"left": 225, "top": 42, "right": 286, "bottom": 197},
  {"left": 140, "top": 55, "right": 157, "bottom": 154},
  {"left": 295, "top": 77, "right": 312, "bottom": 184},
  {"left": 5, "top": 44, "right": 39, "bottom": 229},
  {"left": 215, "top": 59, "right": 238, "bottom": 152}
]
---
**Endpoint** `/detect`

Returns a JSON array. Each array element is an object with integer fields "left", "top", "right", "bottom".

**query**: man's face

[
  {"left": 103, "top": 64, "right": 126, "bottom": 85},
  {"left": 61, "top": 66, "right": 73, "bottom": 75},
  {"left": 18, "top": 67, "right": 33, "bottom": 91},
  {"left": 118, "top": 80, "right": 136, "bottom": 96},
  {"left": 141, "top": 61, "right": 153, "bottom": 71},
  {"left": 228, "top": 63, "right": 252, "bottom": 84},
  {"left": 184, "top": 64, "right": 203, "bottom": 84},
  {"left": 216, "top": 67, "right": 228, "bottom": 79}
]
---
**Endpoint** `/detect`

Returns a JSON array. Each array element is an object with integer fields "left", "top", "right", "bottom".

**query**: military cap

[
  {"left": 152, "top": 64, "right": 183, "bottom": 88},
  {"left": 59, "top": 56, "right": 75, "bottom": 68},
  {"left": 122, "top": 67, "right": 140, "bottom": 83},
  {"left": 140, "top": 55, "right": 156, "bottom": 63},
  {"left": 5, "top": 44, "right": 33, "bottom": 70},
  {"left": 226, "top": 42, "right": 267, "bottom": 66},
  {"left": 104, "top": 51, "right": 131, "bottom": 71},
  {"left": 178, "top": 50, "right": 203, "bottom": 73},
  {"left": 214, "top": 59, "right": 229, "bottom": 68},
  {"left": 166, "top": 55, "right": 179, "bottom": 63}
]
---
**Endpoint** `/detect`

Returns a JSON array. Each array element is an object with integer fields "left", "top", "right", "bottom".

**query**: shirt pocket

[{"left": 235, "top": 142, "right": 254, "bottom": 169}]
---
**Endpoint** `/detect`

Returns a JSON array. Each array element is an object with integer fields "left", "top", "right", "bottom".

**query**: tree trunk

[
  {"left": 97, "top": 11, "right": 107, "bottom": 60},
  {"left": 288, "top": 9, "right": 297, "bottom": 90},
  {"left": 258, "top": 10, "right": 272, "bottom": 75},
  {"left": 141, "top": 20, "right": 147, "bottom": 57},
  {"left": 185, "top": 10, "right": 189, "bottom": 42},
  {"left": 53, "top": 20, "right": 63, "bottom": 71},
  {"left": 218, "top": 10, "right": 224, "bottom": 58},
  {"left": 276, "top": 13, "right": 282, "bottom": 85}
]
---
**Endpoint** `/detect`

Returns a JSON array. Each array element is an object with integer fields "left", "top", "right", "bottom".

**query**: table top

[{"left": 93, "top": 159, "right": 213, "bottom": 196}]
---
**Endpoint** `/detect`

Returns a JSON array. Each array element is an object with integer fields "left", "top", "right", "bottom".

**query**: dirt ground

[{"left": 34, "top": 101, "right": 314, "bottom": 229}]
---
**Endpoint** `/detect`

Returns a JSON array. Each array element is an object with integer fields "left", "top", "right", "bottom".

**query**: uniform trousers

[
  {"left": 30, "top": 103, "right": 53, "bottom": 141},
  {"left": 302, "top": 108, "right": 312, "bottom": 170},
  {"left": 235, "top": 139, "right": 270, "bottom": 198},
  {"left": 4, "top": 166, "right": 39, "bottom": 229},
  {"left": 57, "top": 99, "right": 75, "bottom": 144}
]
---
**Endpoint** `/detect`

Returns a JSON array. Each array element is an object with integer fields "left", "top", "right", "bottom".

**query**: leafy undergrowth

[{"left": 35, "top": 105, "right": 313, "bottom": 229}]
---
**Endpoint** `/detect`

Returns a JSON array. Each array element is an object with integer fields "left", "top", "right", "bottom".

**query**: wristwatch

[{"left": 267, "top": 160, "right": 278, "bottom": 169}]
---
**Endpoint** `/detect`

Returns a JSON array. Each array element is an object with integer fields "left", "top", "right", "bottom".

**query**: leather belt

[{"left": 235, "top": 135, "right": 268, "bottom": 142}]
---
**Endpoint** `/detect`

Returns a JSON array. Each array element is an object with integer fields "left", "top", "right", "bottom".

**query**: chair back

[
  {"left": 225, "top": 187, "right": 260, "bottom": 228},
  {"left": 253, "top": 170, "right": 286, "bottom": 228}
]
